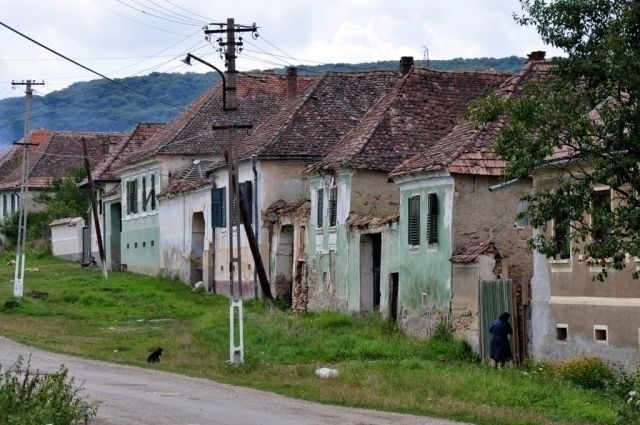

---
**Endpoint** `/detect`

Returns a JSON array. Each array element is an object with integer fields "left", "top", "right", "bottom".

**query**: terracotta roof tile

[
  {"left": 309, "top": 67, "right": 510, "bottom": 174},
  {"left": 450, "top": 241, "right": 499, "bottom": 263},
  {"left": 0, "top": 129, "right": 126, "bottom": 190},
  {"left": 390, "top": 59, "right": 550, "bottom": 178},
  {"left": 119, "top": 72, "right": 317, "bottom": 166},
  {"left": 91, "top": 122, "right": 165, "bottom": 182}
]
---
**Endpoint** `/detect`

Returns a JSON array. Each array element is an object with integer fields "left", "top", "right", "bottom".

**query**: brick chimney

[
  {"left": 527, "top": 51, "right": 546, "bottom": 61},
  {"left": 399, "top": 56, "right": 414, "bottom": 75},
  {"left": 286, "top": 66, "right": 297, "bottom": 98}
]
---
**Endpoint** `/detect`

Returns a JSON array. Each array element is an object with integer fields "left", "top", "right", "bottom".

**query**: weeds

[{"left": 0, "top": 355, "right": 98, "bottom": 425}]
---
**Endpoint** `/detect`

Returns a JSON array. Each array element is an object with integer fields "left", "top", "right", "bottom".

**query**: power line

[{"left": 0, "top": 20, "right": 187, "bottom": 112}]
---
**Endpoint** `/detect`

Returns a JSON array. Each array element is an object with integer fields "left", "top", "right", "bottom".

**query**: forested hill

[{"left": 0, "top": 56, "right": 525, "bottom": 150}]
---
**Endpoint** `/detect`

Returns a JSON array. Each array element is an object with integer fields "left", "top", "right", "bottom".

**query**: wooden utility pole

[
  {"left": 12, "top": 79, "right": 44, "bottom": 298},
  {"left": 82, "top": 137, "right": 108, "bottom": 278}
]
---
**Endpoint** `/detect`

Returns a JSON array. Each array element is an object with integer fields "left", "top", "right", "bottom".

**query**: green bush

[
  {"left": 424, "top": 322, "right": 479, "bottom": 363},
  {"left": 551, "top": 356, "right": 615, "bottom": 390},
  {"left": 0, "top": 355, "right": 98, "bottom": 425}
]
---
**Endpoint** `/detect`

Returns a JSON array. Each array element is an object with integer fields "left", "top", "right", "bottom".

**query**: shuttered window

[
  {"left": 408, "top": 195, "right": 420, "bottom": 246},
  {"left": 211, "top": 187, "right": 226, "bottom": 228},
  {"left": 328, "top": 186, "right": 337, "bottom": 227},
  {"left": 317, "top": 188, "right": 324, "bottom": 228},
  {"left": 231, "top": 181, "right": 253, "bottom": 225},
  {"left": 127, "top": 180, "right": 138, "bottom": 214},
  {"left": 427, "top": 193, "right": 439, "bottom": 244}
]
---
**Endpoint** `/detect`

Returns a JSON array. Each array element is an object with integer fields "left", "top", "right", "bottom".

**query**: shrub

[
  {"left": 0, "top": 355, "right": 98, "bottom": 425},
  {"left": 551, "top": 356, "right": 615, "bottom": 390},
  {"left": 424, "top": 322, "right": 479, "bottom": 363}
]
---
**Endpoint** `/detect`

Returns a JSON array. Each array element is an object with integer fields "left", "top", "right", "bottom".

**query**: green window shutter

[{"left": 408, "top": 195, "right": 420, "bottom": 245}]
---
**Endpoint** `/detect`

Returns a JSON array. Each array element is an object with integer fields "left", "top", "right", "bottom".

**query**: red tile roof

[
  {"left": 0, "top": 130, "right": 126, "bottom": 190},
  {"left": 389, "top": 58, "right": 550, "bottom": 178},
  {"left": 450, "top": 241, "right": 499, "bottom": 263},
  {"left": 91, "top": 122, "right": 165, "bottom": 182},
  {"left": 308, "top": 67, "right": 510, "bottom": 174},
  {"left": 118, "top": 72, "right": 317, "bottom": 166}
]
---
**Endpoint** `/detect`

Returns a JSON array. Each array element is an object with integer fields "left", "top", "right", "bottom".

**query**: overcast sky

[{"left": 0, "top": 0, "right": 561, "bottom": 100}]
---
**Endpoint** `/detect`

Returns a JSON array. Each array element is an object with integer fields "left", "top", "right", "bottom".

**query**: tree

[
  {"left": 469, "top": 0, "right": 640, "bottom": 279},
  {"left": 33, "top": 167, "right": 89, "bottom": 220}
]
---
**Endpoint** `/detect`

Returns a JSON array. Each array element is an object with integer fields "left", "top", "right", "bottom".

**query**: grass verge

[{"left": 0, "top": 254, "right": 626, "bottom": 425}]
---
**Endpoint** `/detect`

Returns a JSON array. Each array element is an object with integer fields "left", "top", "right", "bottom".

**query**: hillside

[{"left": 0, "top": 56, "right": 525, "bottom": 150}]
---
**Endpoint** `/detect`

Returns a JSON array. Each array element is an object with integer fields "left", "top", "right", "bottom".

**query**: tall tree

[{"left": 468, "top": 0, "right": 640, "bottom": 279}]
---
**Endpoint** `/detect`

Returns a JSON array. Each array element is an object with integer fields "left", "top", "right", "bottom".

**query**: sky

[{"left": 0, "top": 0, "right": 561, "bottom": 101}]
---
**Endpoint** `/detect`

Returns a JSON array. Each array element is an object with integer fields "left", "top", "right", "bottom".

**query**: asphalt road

[{"left": 0, "top": 336, "right": 471, "bottom": 425}]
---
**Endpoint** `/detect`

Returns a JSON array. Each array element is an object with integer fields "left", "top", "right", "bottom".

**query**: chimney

[
  {"left": 286, "top": 66, "right": 297, "bottom": 98},
  {"left": 399, "top": 56, "right": 414, "bottom": 75},
  {"left": 527, "top": 51, "right": 546, "bottom": 61}
]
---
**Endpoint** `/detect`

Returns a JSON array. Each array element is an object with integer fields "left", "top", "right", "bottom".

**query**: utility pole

[
  {"left": 12, "top": 79, "right": 44, "bottom": 298},
  {"left": 82, "top": 137, "right": 108, "bottom": 279},
  {"left": 204, "top": 18, "right": 259, "bottom": 365}
]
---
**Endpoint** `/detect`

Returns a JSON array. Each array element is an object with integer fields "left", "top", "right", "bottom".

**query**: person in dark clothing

[{"left": 489, "top": 312, "right": 513, "bottom": 368}]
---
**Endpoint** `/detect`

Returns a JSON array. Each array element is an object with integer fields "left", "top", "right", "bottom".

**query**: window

[
  {"left": 126, "top": 179, "right": 138, "bottom": 214},
  {"left": 316, "top": 188, "right": 324, "bottom": 228},
  {"left": 211, "top": 187, "right": 226, "bottom": 228},
  {"left": 2, "top": 194, "right": 6, "bottom": 216},
  {"left": 591, "top": 189, "right": 611, "bottom": 246},
  {"left": 556, "top": 324, "right": 568, "bottom": 341},
  {"left": 328, "top": 186, "right": 337, "bottom": 227},
  {"left": 143, "top": 174, "right": 156, "bottom": 212},
  {"left": 408, "top": 195, "right": 420, "bottom": 246},
  {"left": 231, "top": 181, "right": 253, "bottom": 225},
  {"left": 427, "top": 193, "right": 438, "bottom": 244},
  {"left": 594, "top": 325, "right": 608, "bottom": 344},
  {"left": 552, "top": 211, "right": 571, "bottom": 259}
]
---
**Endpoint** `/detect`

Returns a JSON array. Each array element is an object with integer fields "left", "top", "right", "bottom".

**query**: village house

[
  {"left": 115, "top": 69, "right": 317, "bottom": 281},
  {"left": 386, "top": 53, "right": 549, "bottom": 357},
  {"left": 84, "top": 122, "right": 165, "bottom": 270},
  {"left": 529, "top": 140, "right": 640, "bottom": 368},
  {"left": 179, "top": 67, "right": 401, "bottom": 299},
  {"left": 0, "top": 129, "right": 126, "bottom": 259},
  {"left": 302, "top": 58, "right": 509, "bottom": 323}
]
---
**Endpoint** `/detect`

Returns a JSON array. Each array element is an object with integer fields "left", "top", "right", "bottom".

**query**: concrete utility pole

[
  {"left": 12, "top": 79, "right": 43, "bottom": 298},
  {"left": 204, "top": 18, "right": 259, "bottom": 365}
]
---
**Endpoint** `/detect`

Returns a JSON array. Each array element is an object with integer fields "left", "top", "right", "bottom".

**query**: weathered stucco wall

[
  {"left": 451, "top": 175, "right": 532, "bottom": 289},
  {"left": 396, "top": 173, "right": 454, "bottom": 338},
  {"left": 531, "top": 171, "right": 640, "bottom": 368},
  {"left": 350, "top": 171, "right": 399, "bottom": 217}
]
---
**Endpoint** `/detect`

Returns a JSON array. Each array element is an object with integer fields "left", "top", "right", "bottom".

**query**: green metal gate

[{"left": 479, "top": 279, "right": 514, "bottom": 362}]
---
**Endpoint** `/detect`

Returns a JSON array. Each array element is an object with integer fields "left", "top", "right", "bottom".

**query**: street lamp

[{"left": 181, "top": 53, "right": 228, "bottom": 110}]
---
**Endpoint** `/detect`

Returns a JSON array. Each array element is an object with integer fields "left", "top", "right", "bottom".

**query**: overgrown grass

[{"left": 0, "top": 253, "right": 629, "bottom": 425}]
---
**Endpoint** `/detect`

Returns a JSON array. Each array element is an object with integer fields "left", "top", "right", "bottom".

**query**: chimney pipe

[
  {"left": 399, "top": 56, "right": 414, "bottom": 76},
  {"left": 286, "top": 66, "right": 297, "bottom": 98}
]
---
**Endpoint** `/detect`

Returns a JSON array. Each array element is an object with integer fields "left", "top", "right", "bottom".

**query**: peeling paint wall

[
  {"left": 531, "top": 171, "right": 640, "bottom": 368},
  {"left": 306, "top": 169, "right": 399, "bottom": 312},
  {"left": 395, "top": 172, "right": 454, "bottom": 338},
  {"left": 159, "top": 190, "right": 211, "bottom": 284}
]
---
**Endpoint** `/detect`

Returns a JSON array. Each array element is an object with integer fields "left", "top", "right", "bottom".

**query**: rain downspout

[{"left": 252, "top": 155, "right": 259, "bottom": 299}]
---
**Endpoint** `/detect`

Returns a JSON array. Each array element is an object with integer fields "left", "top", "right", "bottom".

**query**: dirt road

[{"left": 0, "top": 336, "right": 471, "bottom": 425}]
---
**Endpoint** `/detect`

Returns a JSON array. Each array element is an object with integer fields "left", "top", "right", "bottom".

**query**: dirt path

[{"left": 0, "top": 336, "right": 472, "bottom": 425}]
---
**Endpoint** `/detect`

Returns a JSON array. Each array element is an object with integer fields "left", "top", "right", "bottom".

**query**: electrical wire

[{"left": 0, "top": 20, "right": 188, "bottom": 112}]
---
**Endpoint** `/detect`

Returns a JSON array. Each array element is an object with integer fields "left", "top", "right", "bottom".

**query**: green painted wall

[{"left": 397, "top": 175, "right": 454, "bottom": 311}]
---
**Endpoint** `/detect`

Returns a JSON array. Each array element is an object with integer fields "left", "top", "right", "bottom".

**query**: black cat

[{"left": 147, "top": 347, "right": 163, "bottom": 363}]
